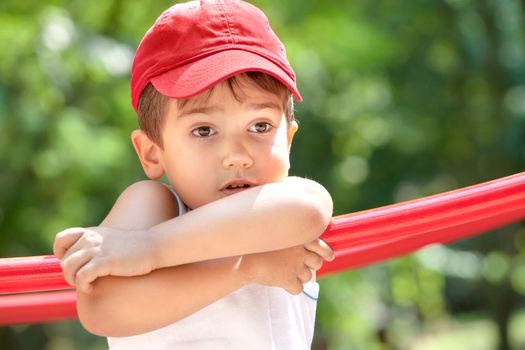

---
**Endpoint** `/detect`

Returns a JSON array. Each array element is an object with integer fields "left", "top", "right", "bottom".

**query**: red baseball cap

[{"left": 130, "top": 0, "right": 302, "bottom": 112}]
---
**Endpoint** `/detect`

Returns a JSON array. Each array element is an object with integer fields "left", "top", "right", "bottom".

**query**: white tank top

[{"left": 107, "top": 189, "right": 319, "bottom": 350}]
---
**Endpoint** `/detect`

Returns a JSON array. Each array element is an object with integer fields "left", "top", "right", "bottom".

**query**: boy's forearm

[
  {"left": 150, "top": 177, "right": 333, "bottom": 269},
  {"left": 77, "top": 256, "right": 244, "bottom": 337}
]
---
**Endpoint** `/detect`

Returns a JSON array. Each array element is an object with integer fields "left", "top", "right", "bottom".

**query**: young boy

[{"left": 53, "top": 0, "right": 334, "bottom": 348}]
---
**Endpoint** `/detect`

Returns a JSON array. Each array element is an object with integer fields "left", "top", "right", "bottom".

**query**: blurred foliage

[{"left": 1, "top": 0, "right": 525, "bottom": 349}]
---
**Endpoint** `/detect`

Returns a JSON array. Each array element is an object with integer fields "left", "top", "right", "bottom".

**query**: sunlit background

[{"left": 1, "top": 0, "right": 525, "bottom": 349}]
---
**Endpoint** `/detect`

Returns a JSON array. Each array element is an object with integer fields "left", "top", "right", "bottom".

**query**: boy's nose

[{"left": 222, "top": 142, "right": 253, "bottom": 169}]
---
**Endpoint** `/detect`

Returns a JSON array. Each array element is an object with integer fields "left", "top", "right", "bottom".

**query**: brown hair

[{"left": 137, "top": 72, "right": 295, "bottom": 147}]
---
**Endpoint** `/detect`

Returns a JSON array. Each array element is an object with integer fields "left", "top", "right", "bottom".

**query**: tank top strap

[{"left": 163, "top": 184, "right": 189, "bottom": 216}]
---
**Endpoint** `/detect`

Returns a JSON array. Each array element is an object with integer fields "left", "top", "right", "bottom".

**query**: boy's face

[{"left": 156, "top": 77, "right": 297, "bottom": 209}]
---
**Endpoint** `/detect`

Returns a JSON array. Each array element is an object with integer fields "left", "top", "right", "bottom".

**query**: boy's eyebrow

[
  {"left": 177, "top": 106, "right": 224, "bottom": 118},
  {"left": 245, "top": 101, "right": 283, "bottom": 112},
  {"left": 178, "top": 101, "right": 282, "bottom": 118}
]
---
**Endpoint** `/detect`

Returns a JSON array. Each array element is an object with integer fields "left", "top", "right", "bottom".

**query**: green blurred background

[{"left": 1, "top": 0, "right": 525, "bottom": 349}]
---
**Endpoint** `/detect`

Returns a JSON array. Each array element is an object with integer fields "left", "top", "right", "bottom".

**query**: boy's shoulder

[
  {"left": 120, "top": 180, "right": 172, "bottom": 197},
  {"left": 105, "top": 181, "right": 180, "bottom": 228}
]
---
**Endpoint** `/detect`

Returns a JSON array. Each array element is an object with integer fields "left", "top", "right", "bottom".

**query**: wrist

[
  {"left": 234, "top": 255, "right": 254, "bottom": 287},
  {"left": 144, "top": 228, "right": 164, "bottom": 271}
]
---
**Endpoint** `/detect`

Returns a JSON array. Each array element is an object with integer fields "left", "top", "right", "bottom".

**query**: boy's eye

[
  {"left": 192, "top": 126, "right": 216, "bottom": 137},
  {"left": 248, "top": 122, "right": 272, "bottom": 133}
]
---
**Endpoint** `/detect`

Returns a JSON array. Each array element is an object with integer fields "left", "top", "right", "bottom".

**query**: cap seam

[{"left": 217, "top": 0, "right": 236, "bottom": 45}]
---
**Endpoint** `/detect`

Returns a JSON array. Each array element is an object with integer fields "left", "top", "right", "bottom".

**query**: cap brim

[{"left": 150, "top": 49, "right": 302, "bottom": 102}]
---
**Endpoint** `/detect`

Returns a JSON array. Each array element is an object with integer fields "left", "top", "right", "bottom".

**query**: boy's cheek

[{"left": 265, "top": 160, "right": 291, "bottom": 182}]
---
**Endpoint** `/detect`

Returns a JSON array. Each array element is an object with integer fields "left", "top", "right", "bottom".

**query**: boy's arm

[
  {"left": 151, "top": 175, "right": 333, "bottom": 265},
  {"left": 80, "top": 257, "right": 244, "bottom": 337},
  {"left": 56, "top": 176, "right": 333, "bottom": 291},
  {"left": 78, "top": 249, "right": 321, "bottom": 337},
  {"left": 62, "top": 181, "right": 332, "bottom": 337}
]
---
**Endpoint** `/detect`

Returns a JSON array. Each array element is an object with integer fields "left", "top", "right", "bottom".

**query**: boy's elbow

[
  {"left": 76, "top": 276, "right": 183, "bottom": 338},
  {"left": 288, "top": 178, "right": 333, "bottom": 241},
  {"left": 77, "top": 289, "right": 120, "bottom": 337},
  {"left": 76, "top": 282, "right": 134, "bottom": 337},
  {"left": 77, "top": 292, "right": 111, "bottom": 336},
  {"left": 305, "top": 183, "right": 333, "bottom": 239}
]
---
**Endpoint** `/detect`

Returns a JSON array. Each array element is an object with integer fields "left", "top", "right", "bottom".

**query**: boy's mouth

[
  {"left": 226, "top": 183, "right": 251, "bottom": 189},
  {"left": 221, "top": 180, "right": 256, "bottom": 194}
]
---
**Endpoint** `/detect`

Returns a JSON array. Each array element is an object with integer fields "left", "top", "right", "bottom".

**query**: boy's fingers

[
  {"left": 76, "top": 260, "right": 107, "bottom": 294},
  {"left": 61, "top": 249, "right": 94, "bottom": 286},
  {"left": 304, "top": 251, "right": 323, "bottom": 271},
  {"left": 297, "top": 267, "right": 312, "bottom": 283},
  {"left": 53, "top": 228, "right": 85, "bottom": 259},
  {"left": 61, "top": 229, "right": 103, "bottom": 263},
  {"left": 304, "top": 239, "right": 335, "bottom": 262}
]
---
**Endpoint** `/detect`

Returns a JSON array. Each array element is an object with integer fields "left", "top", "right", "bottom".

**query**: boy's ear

[
  {"left": 131, "top": 129, "right": 165, "bottom": 180},
  {"left": 287, "top": 120, "right": 299, "bottom": 149}
]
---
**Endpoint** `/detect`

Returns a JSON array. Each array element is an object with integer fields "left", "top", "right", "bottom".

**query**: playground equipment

[{"left": 1, "top": 172, "right": 524, "bottom": 325}]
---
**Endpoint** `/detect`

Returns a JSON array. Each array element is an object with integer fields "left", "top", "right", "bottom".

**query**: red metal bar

[
  {"left": 318, "top": 171, "right": 525, "bottom": 275},
  {"left": 0, "top": 290, "right": 77, "bottom": 325},
  {"left": 0, "top": 172, "right": 524, "bottom": 325},
  {"left": 0, "top": 255, "right": 71, "bottom": 294}
]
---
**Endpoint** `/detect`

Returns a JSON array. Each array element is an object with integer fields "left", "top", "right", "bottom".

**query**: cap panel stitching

[{"left": 217, "top": 0, "right": 235, "bottom": 45}]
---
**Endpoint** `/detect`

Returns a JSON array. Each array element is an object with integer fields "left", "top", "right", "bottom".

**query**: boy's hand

[
  {"left": 239, "top": 239, "right": 334, "bottom": 295},
  {"left": 53, "top": 227, "right": 156, "bottom": 293}
]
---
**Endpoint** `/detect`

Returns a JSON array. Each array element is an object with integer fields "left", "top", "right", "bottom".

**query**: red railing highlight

[
  {"left": 0, "top": 256, "right": 71, "bottom": 294},
  {"left": 1, "top": 172, "right": 524, "bottom": 325}
]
